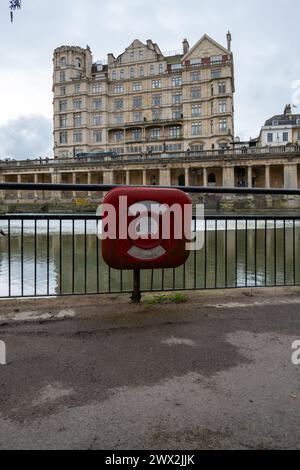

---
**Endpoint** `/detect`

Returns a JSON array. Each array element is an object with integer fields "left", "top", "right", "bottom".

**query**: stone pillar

[
  {"left": 0, "top": 175, "right": 5, "bottom": 200},
  {"left": 126, "top": 170, "right": 130, "bottom": 186},
  {"left": 185, "top": 167, "right": 190, "bottom": 187},
  {"left": 284, "top": 164, "right": 298, "bottom": 189},
  {"left": 51, "top": 172, "right": 62, "bottom": 199},
  {"left": 203, "top": 168, "right": 208, "bottom": 187},
  {"left": 88, "top": 171, "right": 92, "bottom": 197},
  {"left": 247, "top": 166, "right": 253, "bottom": 188},
  {"left": 222, "top": 166, "right": 235, "bottom": 188},
  {"left": 34, "top": 174, "right": 39, "bottom": 199},
  {"left": 17, "top": 174, "right": 22, "bottom": 199},
  {"left": 103, "top": 170, "right": 114, "bottom": 185},
  {"left": 159, "top": 168, "right": 171, "bottom": 186},
  {"left": 142, "top": 169, "right": 147, "bottom": 186},
  {"left": 72, "top": 172, "right": 77, "bottom": 198},
  {"left": 265, "top": 165, "right": 270, "bottom": 189}
]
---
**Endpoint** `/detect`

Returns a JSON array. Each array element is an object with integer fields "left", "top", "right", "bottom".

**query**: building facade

[
  {"left": 259, "top": 105, "right": 300, "bottom": 147},
  {"left": 53, "top": 33, "right": 235, "bottom": 159}
]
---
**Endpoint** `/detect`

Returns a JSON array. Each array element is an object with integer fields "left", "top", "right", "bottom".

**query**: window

[
  {"left": 112, "top": 71, "right": 116, "bottom": 80},
  {"left": 133, "top": 96, "right": 142, "bottom": 108},
  {"left": 218, "top": 82, "right": 226, "bottom": 94},
  {"left": 211, "top": 70, "right": 221, "bottom": 79},
  {"left": 73, "top": 131, "right": 82, "bottom": 143},
  {"left": 298, "top": 131, "right": 300, "bottom": 141},
  {"left": 297, "top": 119, "right": 300, "bottom": 125},
  {"left": 152, "top": 80, "right": 161, "bottom": 89},
  {"left": 150, "top": 128, "right": 161, "bottom": 139},
  {"left": 93, "top": 99, "right": 102, "bottom": 109},
  {"left": 75, "top": 57, "right": 81, "bottom": 68},
  {"left": 190, "top": 58, "right": 201, "bottom": 66},
  {"left": 60, "top": 57, "right": 67, "bottom": 68},
  {"left": 171, "top": 63, "right": 182, "bottom": 71},
  {"left": 130, "top": 67, "right": 135, "bottom": 79},
  {"left": 219, "top": 100, "right": 227, "bottom": 113},
  {"left": 139, "top": 50, "right": 143, "bottom": 60},
  {"left": 150, "top": 66, "right": 155, "bottom": 76},
  {"left": 114, "top": 84, "right": 124, "bottom": 93},
  {"left": 73, "top": 99, "right": 82, "bottom": 110},
  {"left": 93, "top": 114, "right": 102, "bottom": 125},
  {"left": 152, "top": 94, "right": 162, "bottom": 106},
  {"left": 120, "top": 69, "right": 125, "bottom": 80},
  {"left": 59, "top": 100, "right": 67, "bottom": 112},
  {"left": 130, "top": 51, "right": 134, "bottom": 62},
  {"left": 283, "top": 132, "right": 289, "bottom": 142},
  {"left": 211, "top": 55, "right": 222, "bottom": 64},
  {"left": 133, "top": 82, "right": 142, "bottom": 92},
  {"left": 191, "top": 123, "right": 202, "bottom": 136},
  {"left": 60, "top": 87, "right": 66, "bottom": 96},
  {"left": 132, "top": 129, "right": 142, "bottom": 140},
  {"left": 114, "top": 99, "right": 124, "bottom": 109},
  {"left": 59, "top": 115, "right": 67, "bottom": 128},
  {"left": 74, "top": 113, "right": 82, "bottom": 127},
  {"left": 74, "top": 84, "right": 80, "bottom": 94},
  {"left": 153, "top": 109, "right": 162, "bottom": 121},
  {"left": 92, "top": 84, "right": 102, "bottom": 93},
  {"left": 93, "top": 130, "right": 102, "bottom": 143},
  {"left": 133, "top": 112, "right": 142, "bottom": 122},
  {"left": 172, "top": 109, "right": 182, "bottom": 119},
  {"left": 159, "top": 64, "right": 164, "bottom": 74},
  {"left": 115, "top": 114, "right": 123, "bottom": 125},
  {"left": 219, "top": 117, "right": 228, "bottom": 132},
  {"left": 172, "top": 76, "right": 182, "bottom": 87},
  {"left": 115, "top": 131, "right": 124, "bottom": 142},
  {"left": 170, "top": 126, "right": 181, "bottom": 138},
  {"left": 140, "top": 67, "right": 144, "bottom": 77},
  {"left": 192, "top": 104, "right": 202, "bottom": 117},
  {"left": 267, "top": 133, "right": 273, "bottom": 143},
  {"left": 191, "top": 72, "right": 201, "bottom": 81},
  {"left": 59, "top": 131, "right": 68, "bottom": 144},
  {"left": 272, "top": 120, "right": 278, "bottom": 126},
  {"left": 191, "top": 87, "right": 201, "bottom": 99},
  {"left": 172, "top": 92, "right": 182, "bottom": 104},
  {"left": 59, "top": 71, "right": 65, "bottom": 82}
]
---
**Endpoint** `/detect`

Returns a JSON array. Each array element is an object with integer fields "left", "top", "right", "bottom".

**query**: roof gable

[{"left": 183, "top": 34, "right": 229, "bottom": 61}]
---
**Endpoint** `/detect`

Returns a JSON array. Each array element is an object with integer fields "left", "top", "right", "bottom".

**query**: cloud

[
  {"left": 0, "top": 115, "right": 52, "bottom": 160},
  {"left": 0, "top": 0, "right": 300, "bottom": 147}
]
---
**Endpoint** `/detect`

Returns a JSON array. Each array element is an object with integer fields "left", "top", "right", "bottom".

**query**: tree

[{"left": 9, "top": 0, "right": 22, "bottom": 23}]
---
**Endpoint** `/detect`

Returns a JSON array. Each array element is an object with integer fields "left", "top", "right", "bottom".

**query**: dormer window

[
  {"left": 112, "top": 71, "right": 116, "bottom": 80},
  {"left": 60, "top": 57, "right": 67, "bottom": 68},
  {"left": 159, "top": 64, "right": 164, "bottom": 74},
  {"left": 75, "top": 57, "right": 82, "bottom": 68},
  {"left": 139, "top": 50, "right": 143, "bottom": 60},
  {"left": 272, "top": 120, "right": 278, "bottom": 126},
  {"left": 130, "top": 51, "right": 134, "bottom": 62}
]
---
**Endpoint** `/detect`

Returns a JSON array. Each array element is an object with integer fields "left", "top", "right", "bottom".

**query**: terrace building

[{"left": 53, "top": 33, "right": 235, "bottom": 158}]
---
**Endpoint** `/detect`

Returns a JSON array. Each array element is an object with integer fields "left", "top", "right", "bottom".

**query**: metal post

[{"left": 131, "top": 269, "right": 141, "bottom": 304}]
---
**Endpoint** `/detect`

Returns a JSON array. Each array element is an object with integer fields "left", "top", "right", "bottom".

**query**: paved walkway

[{"left": 0, "top": 288, "right": 299, "bottom": 449}]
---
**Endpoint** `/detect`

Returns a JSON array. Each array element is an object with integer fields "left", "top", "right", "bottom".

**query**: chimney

[
  {"left": 227, "top": 31, "right": 232, "bottom": 52},
  {"left": 183, "top": 38, "right": 189, "bottom": 55},
  {"left": 284, "top": 104, "right": 292, "bottom": 117}
]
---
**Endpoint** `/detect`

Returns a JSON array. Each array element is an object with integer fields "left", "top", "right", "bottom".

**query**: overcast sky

[{"left": 0, "top": 0, "right": 300, "bottom": 159}]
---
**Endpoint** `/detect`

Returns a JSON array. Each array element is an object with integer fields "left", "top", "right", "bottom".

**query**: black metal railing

[{"left": 0, "top": 184, "right": 300, "bottom": 298}]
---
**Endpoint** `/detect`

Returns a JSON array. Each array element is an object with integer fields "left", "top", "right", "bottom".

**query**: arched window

[
  {"left": 140, "top": 67, "right": 144, "bottom": 77},
  {"left": 75, "top": 57, "right": 82, "bottom": 68},
  {"left": 60, "top": 57, "right": 67, "bottom": 68},
  {"left": 120, "top": 69, "right": 125, "bottom": 79},
  {"left": 159, "top": 63, "right": 163, "bottom": 74},
  {"left": 130, "top": 67, "right": 135, "bottom": 78},
  {"left": 112, "top": 70, "right": 116, "bottom": 80},
  {"left": 150, "top": 65, "right": 154, "bottom": 76}
]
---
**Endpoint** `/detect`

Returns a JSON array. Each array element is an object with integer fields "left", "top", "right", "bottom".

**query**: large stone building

[{"left": 53, "top": 33, "right": 235, "bottom": 159}]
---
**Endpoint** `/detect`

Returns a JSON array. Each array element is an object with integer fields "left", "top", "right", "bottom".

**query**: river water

[{"left": 0, "top": 217, "right": 299, "bottom": 297}]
